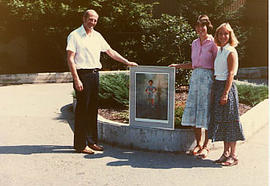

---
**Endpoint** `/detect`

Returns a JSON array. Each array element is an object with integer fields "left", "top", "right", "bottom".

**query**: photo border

[{"left": 129, "top": 66, "right": 175, "bottom": 130}]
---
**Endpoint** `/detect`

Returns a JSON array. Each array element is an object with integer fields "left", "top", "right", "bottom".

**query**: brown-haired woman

[{"left": 169, "top": 15, "right": 217, "bottom": 159}]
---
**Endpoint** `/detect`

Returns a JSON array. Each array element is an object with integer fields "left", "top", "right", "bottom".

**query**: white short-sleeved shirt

[
  {"left": 214, "top": 43, "right": 238, "bottom": 81},
  {"left": 66, "top": 25, "right": 111, "bottom": 69}
]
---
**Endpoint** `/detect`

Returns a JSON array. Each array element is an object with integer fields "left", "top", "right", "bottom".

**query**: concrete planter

[
  {"left": 97, "top": 116, "right": 196, "bottom": 152},
  {"left": 72, "top": 96, "right": 269, "bottom": 152},
  {"left": 72, "top": 98, "right": 196, "bottom": 152}
]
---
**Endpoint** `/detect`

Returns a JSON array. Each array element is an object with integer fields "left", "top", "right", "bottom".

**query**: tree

[
  {"left": 238, "top": 0, "right": 267, "bottom": 67},
  {"left": 175, "top": 0, "right": 248, "bottom": 64},
  {"left": 0, "top": 0, "right": 196, "bottom": 78}
]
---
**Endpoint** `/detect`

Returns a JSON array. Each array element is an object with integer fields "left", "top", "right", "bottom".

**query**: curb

[
  {"left": 0, "top": 71, "right": 128, "bottom": 85},
  {"left": 0, "top": 72, "right": 73, "bottom": 85}
]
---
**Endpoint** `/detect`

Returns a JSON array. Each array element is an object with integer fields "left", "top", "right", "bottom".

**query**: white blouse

[{"left": 214, "top": 44, "right": 238, "bottom": 81}]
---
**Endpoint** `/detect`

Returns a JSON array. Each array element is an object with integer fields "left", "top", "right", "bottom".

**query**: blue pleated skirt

[{"left": 181, "top": 68, "right": 214, "bottom": 129}]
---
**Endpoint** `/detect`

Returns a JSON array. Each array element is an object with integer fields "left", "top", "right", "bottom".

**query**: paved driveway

[{"left": 0, "top": 83, "right": 268, "bottom": 186}]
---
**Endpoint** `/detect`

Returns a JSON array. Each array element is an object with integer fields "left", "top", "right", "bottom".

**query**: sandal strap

[
  {"left": 201, "top": 146, "right": 209, "bottom": 152},
  {"left": 230, "top": 155, "right": 238, "bottom": 161},
  {"left": 222, "top": 156, "right": 238, "bottom": 166},
  {"left": 215, "top": 154, "right": 229, "bottom": 163},
  {"left": 193, "top": 145, "right": 202, "bottom": 152}
]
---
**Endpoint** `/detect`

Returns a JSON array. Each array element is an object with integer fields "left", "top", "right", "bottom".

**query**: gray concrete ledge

[
  {"left": 0, "top": 72, "right": 73, "bottom": 85},
  {"left": 97, "top": 116, "right": 196, "bottom": 152},
  {"left": 0, "top": 71, "right": 128, "bottom": 85},
  {"left": 236, "top": 66, "right": 268, "bottom": 85},
  {"left": 97, "top": 99, "right": 269, "bottom": 152},
  {"left": 237, "top": 66, "right": 268, "bottom": 79},
  {"left": 1, "top": 67, "right": 267, "bottom": 85}
]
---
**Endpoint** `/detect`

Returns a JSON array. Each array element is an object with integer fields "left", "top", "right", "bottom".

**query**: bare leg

[
  {"left": 214, "top": 142, "right": 230, "bottom": 163},
  {"left": 202, "top": 129, "right": 210, "bottom": 148},
  {"left": 229, "top": 142, "right": 237, "bottom": 157},
  {"left": 194, "top": 128, "right": 202, "bottom": 147},
  {"left": 221, "top": 142, "right": 238, "bottom": 166},
  {"left": 197, "top": 129, "right": 210, "bottom": 159},
  {"left": 151, "top": 98, "right": 155, "bottom": 107},
  {"left": 224, "top": 142, "right": 230, "bottom": 156},
  {"left": 188, "top": 128, "right": 202, "bottom": 155}
]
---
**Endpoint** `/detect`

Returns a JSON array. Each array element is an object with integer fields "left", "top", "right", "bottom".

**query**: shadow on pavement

[
  {"left": 58, "top": 104, "right": 222, "bottom": 169},
  {"left": 57, "top": 103, "right": 75, "bottom": 132},
  {"left": 0, "top": 145, "right": 74, "bottom": 155},
  {"left": 83, "top": 144, "right": 222, "bottom": 169}
]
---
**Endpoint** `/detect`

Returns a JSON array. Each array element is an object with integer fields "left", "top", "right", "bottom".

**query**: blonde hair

[{"left": 214, "top": 23, "right": 239, "bottom": 47}]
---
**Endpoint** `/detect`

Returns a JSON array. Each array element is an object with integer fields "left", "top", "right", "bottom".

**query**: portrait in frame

[{"left": 129, "top": 66, "right": 175, "bottom": 130}]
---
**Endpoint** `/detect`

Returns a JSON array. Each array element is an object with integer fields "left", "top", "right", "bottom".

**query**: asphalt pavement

[{"left": 0, "top": 83, "right": 268, "bottom": 186}]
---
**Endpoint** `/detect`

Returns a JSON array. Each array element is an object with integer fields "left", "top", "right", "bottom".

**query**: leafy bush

[
  {"left": 174, "top": 105, "right": 184, "bottom": 128},
  {"left": 98, "top": 73, "right": 129, "bottom": 108},
  {"left": 235, "top": 81, "right": 268, "bottom": 107}
]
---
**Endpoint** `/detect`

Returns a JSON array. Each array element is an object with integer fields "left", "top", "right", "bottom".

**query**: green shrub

[
  {"left": 235, "top": 81, "right": 268, "bottom": 107},
  {"left": 98, "top": 73, "right": 129, "bottom": 108},
  {"left": 174, "top": 105, "right": 184, "bottom": 128}
]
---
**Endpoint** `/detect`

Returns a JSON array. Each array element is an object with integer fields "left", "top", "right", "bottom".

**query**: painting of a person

[{"left": 145, "top": 80, "right": 157, "bottom": 108}]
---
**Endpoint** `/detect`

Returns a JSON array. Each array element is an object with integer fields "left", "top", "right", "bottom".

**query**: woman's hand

[
  {"left": 169, "top": 64, "right": 180, "bottom": 68},
  {"left": 220, "top": 94, "right": 228, "bottom": 105}
]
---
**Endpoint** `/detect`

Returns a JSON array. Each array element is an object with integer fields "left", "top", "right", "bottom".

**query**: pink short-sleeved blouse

[{"left": 191, "top": 35, "right": 217, "bottom": 69}]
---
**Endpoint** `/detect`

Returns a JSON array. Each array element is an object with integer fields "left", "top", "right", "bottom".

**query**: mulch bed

[{"left": 98, "top": 86, "right": 252, "bottom": 124}]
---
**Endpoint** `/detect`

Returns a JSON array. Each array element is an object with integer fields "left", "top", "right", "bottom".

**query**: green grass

[{"left": 235, "top": 80, "right": 268, "bottom": 107}]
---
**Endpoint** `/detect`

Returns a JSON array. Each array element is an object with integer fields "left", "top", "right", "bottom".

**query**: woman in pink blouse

[{"left": 170, "top": 15, "right": 217, "bottom": 158}]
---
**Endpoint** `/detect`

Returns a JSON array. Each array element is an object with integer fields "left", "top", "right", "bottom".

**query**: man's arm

[
  {"left": 67, "top": 50, "right": 83, "bottom": 91},
  {"left": 106, "top": 48, "right": 138, "bottom": 66}
]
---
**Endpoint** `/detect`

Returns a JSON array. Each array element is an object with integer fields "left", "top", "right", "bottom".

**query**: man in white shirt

[{"left": 66, "top": 9, "right": 138, "bottom": 154}]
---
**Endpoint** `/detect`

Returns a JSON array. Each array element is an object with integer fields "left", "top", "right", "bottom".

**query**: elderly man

[{"left": 66, "top": 9, "right": 138, "bottom": 154}]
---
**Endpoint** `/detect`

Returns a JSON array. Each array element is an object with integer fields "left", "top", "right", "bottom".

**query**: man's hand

[
  {"left": 126, "top": 61, "right": 138, "bottom": 67},
  {"left": 75, "top": 79, "right": 84, "bottom": 92}
]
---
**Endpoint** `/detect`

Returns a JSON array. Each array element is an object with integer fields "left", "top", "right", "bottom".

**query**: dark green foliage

[
  {"left": 236, "top": 82, "right": 268, "bottom": 107},
  {"left": 238, "top": 0, "right": 267, "bottom": 67},
  {"left": 0, "top": 0, "right": 197, "bottom": 76},
  {"left": 140, "top": 14, "right": 196, "bottom": 85},
  {"left": 175, "top": 69, "right": 192, "bottom": 86},
  {"left": 176, "top": 0, "right": 267, "bottom": 67},
  {"left": 174, "top": 105, "right": 184, "bottom": 128},
  {"left": 98, "top": 73, "right": 129, "bottom": 108},
  {"left": 0, "top": 0, "right": 267, "bottom": 75},
  {"left": 176, "top": 0, "right": 248, "bottom": 64}
]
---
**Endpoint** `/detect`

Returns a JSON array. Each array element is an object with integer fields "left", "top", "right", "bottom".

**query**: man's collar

[{"left": 78, "top": 25, "right": 95, "bottom": 36}]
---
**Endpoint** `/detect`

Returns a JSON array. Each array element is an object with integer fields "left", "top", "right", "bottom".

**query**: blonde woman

[{"left": 208, "top": 23, "right": 245, "bottom": 166}]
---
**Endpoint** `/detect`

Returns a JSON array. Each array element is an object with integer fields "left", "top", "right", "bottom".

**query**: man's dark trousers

[{"left": 74, "top": 69, "right": 99, "bottom": 151}]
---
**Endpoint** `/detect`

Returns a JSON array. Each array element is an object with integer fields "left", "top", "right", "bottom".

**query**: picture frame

[{"left": 129, "top": 66, "right": 175, "bottom": 130}]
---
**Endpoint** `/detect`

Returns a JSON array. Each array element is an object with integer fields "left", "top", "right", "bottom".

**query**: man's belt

[{"left": 77, "top": 68, "right": 99, "bottom": 73}]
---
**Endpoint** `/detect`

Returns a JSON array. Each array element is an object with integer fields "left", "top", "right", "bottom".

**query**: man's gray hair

[{"left": 83, "top": 9, "right": 99, "bottom": 18}]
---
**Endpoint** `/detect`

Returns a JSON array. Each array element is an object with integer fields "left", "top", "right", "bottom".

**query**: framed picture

[{"left": 129, "top": 66, "right": 175, "bottom": 130}]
